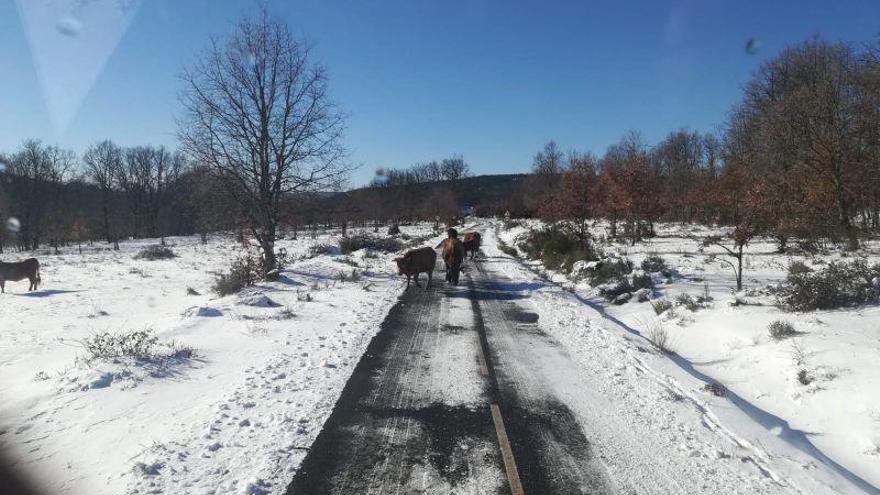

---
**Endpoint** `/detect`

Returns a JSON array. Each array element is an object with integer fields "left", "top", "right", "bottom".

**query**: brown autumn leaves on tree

[{"left": 530, "top": 36, "right": 880, "bottom": 259}]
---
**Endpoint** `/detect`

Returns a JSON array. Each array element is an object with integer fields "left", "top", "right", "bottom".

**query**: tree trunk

[
  {"left": 832, "top": 174, "right": 858, "bottom": 250},
  {"left": 735, "top": 245, "right": 744, "bottom": 291},
  {"left": 102, "top": 194, "right": 112, "bottom": 244}
]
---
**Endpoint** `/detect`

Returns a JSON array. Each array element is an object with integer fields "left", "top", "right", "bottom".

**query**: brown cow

[
  {"left": 441, "top": 238, "right": 465, "bottom": 285},
  {"left": 0, "top": 258, "right": 41, "bottom": 293},
  {"left": 394, "top": 247, "right": 437, "bottom": 289},
  {"left": 462, "top": 232, "right": 481, "bottom": 260}
]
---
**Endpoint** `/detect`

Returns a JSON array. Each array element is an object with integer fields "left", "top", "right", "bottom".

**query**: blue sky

[{"left": 1, "top": 0, "right": 878, "bottom": 186}]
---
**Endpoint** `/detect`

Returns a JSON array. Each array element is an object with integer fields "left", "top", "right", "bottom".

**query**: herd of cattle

[
  {"left": 394, "top": 229, "right": 481, "bottom": 289},
  {"left": 0, "top": 229, "right": 479, "bottom": 295}
]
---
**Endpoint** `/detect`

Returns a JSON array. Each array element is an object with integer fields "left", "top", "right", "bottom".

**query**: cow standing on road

[
  {"left": 0, "top": 258, "right": 41, "bottom": 293},
  {"left": 462, "top": 232, "right": 481, "bottom": 260},
  {"left": 394, "top": 247, "right": 437, "bottom": 289},
  {"left": 440, "top": 228, "right": 465, "bottom": 285}
]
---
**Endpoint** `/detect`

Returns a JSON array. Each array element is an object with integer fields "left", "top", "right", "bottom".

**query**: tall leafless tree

[
  {"left": 83, "top": 140, "right": 123, "bottom": 248},
  {"left": 179, "top": 8, "right": 349, "bottom": 273}
]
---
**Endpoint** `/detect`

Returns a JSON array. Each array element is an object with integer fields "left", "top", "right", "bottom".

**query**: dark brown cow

[
  {"left": 441, "top": 238, "right": 465, "bottom": 285},
  {"left": 0, "top": 258, "right": 41, "bottom": 293},
  {"left": 462, "top": 232, "right": 481, "bottom": 260},
  {"left": 394, "top": 247, "right": 437, "bottom": 289}
]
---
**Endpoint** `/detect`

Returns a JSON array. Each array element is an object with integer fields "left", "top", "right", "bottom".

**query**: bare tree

[
  {"left": 440, "top": 155, "right": 470, "bottom": 182},
  {"left": 83, "top": 140, "right": 123, "bottom": 248},
  {"left": 6, "top": 140, "right": 75, "bottom": 250},
  {"left": 180, "top": 8, "right": 349, "bottom": 273}
]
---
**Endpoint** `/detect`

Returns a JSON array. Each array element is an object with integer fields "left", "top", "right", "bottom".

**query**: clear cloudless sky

[{"left": 1, "top": 0, "right": 879, "bottom": 186}]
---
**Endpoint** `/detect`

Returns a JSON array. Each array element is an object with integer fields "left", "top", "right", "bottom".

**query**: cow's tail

[{"left": 36, "top": 261, "right": 41, "bottom": 284}]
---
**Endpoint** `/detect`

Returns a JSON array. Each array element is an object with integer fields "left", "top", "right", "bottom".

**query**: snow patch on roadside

[
  {"left": 0, "top": 225, "right": 441, "bottom": 495},
  {"left": 485, "top": 221, "right": 877, "bottom": 494}
]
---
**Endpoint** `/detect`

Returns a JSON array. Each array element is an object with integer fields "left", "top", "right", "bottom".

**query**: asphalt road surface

[{"left": 287, "top": 247, "right": 614, "bottom": 495}]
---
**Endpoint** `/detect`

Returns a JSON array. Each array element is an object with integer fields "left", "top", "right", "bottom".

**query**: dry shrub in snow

[
  {"left": 497, "top": 240, "right": 518, "bottom": 257},
  {"left": 338, "top": 269, "right": 362, "bottom": 282},
  {"left": 702, "top": 382, "right": 726, "bottom": 397},
  {"left": 78, "top": 329, "right": 194, "bottom": 366},
  {"left": 642, "top": 317, "right": 672, "bottom": 353},
  {"left": 134, "top": 245, "right": 176, "bottom": 260},
  {"left": 768, "top": 320, "right": 798, "bottom": 340},
  {"left": 213, "top": 254, "right": 262, "bottom": 296},
  {"left": 309, "top": 243, "right": 338, "bottom": 257},
  {"left": 651, "top": 299, "right": 673, "bottom": 315},
  {"left": 780, "top": 259, "right": 880, "bottom": 311},
  {"left": 797, "top": 369, "right": 814, "bottom": 386},
  {"left": 503, "top": 219, "right": 522, "bottom": 230},
  {"left": 675, "top": 293, "right": 702, "bottom": 312},
  {"left": 640, "top": 253, "right": 668, "bottom": 274},
  {"left": 518, "top": 228, "right": 597, "bottom": 273},
  {"left": 339, "top": 235, "right": 403, "bottom": 255},
  {"left": 581, "top": 257, "right": 633, "bottom": 286}
]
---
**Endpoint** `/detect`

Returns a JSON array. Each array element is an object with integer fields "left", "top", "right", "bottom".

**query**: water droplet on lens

[
  {"left": 56, "top": 16, "right": 83, "bottom": 37},
  {"left": 6, "top": 217, "right": 21, "bottom": 233},
  {"left": 745, "top": 38, "right": 761, "bottom": 55}
]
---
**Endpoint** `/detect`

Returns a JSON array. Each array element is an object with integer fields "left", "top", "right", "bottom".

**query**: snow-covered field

[
  {"left": 4, "top": 216, "right": 878, "bottom": 494},
  {"left": 496, "top": 219, "right": 880, "bottom": 493},
  {"left": 0, "top": 225, "right": 440, "bottom": 495}
]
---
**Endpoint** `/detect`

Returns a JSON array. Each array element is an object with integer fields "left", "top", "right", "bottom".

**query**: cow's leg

[
  {"left": 0, "top": 281, "right": 4, "bottom": 293},
  {"left": 406, "top": 274, "right": 411, "bottom": 289},
  {"left": 414, "top": 273, "right": 421, "bottom": 287},
  {"left": 426, "top": 270, "right": 432, "bottom": 289}
]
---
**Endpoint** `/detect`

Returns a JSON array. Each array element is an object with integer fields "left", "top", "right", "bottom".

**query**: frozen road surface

[{"left": 287, "top": 228, "right": 875, "bottom": 495}]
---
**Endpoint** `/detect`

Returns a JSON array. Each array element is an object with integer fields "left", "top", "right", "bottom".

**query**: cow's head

[{"left": 394, "top": 257, "right": 406, "bottom": 274}]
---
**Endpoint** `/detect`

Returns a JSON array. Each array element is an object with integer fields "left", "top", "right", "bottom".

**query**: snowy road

[
  {"left": 287, "top": 250, "right": 615, "bottom": 494},
  {"left": 288, "top": 227, "right": 873, "bottom": 495}
]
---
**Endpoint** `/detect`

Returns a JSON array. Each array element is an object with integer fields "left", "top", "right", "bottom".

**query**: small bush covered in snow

[
  {"left": 702, "top": 382, "right": 726, "bottom": 397},
  {"left": 675, "top": 293, "right": 702, "bottom": 312},
  {"left": 577, "top": 257, "right": 634, "bottom": 286},
  {"left": 797, "top": 369, "right": 814, "bottom": 385},
  {"left": 78, "top": 329, "right": 194, "bottom": 365},
  {"left": 213, "top": 255, "right": 262, "bottom": 296},
  {"left": 338, "top": 269, "right": 362, "bottom": 282},
  {"left": 780, "top": 259, "right": 880, "bottom": 311},
  {"left": 503, "top": 219, "right": 522, "bottom": 230},
  {"left": 644, "top": 318, "right": 672, "bottom": 352},
  {"left": 599, "top": 279, "right": 634, "bottom": 301},
  {"left": 517, "top": 228, "right": 596, "bottom": 273},
  {"left": 768, "top": 320, "right": 798, "bottom": 340},
  {"left": 339, "top": 235, "right": 403, "bottom": 255},
  {"left": 497, "top": 240, "right": 518, "bottom": 257},
  {"left": 641, "top": 253, "right": 668, "bottom": 274},
  {"left": 134, "top": 245, "right": 176, "bottom": 260},
  {"left": 652, "top": 299, "right": 673, "bottom": 315}
]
